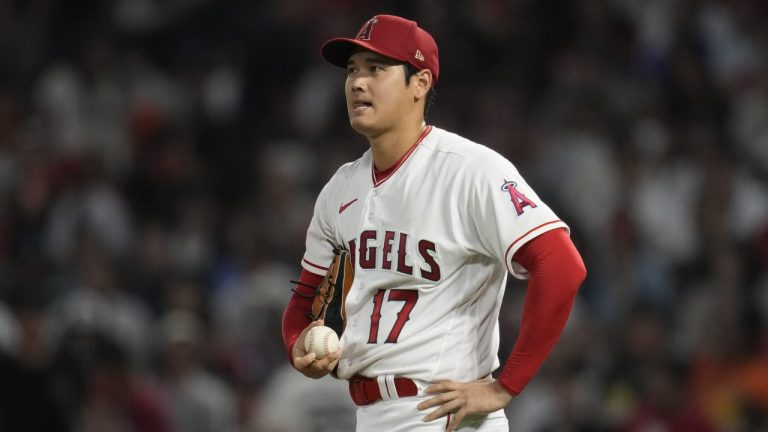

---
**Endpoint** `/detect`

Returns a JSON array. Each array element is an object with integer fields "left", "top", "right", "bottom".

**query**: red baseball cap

[{"left": 321, "top": 15, "right": 440, "bottom": 85}]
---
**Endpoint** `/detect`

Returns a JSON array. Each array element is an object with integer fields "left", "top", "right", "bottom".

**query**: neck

[{"left": 368, "top": 118, "right": 426, "bottom": 171}]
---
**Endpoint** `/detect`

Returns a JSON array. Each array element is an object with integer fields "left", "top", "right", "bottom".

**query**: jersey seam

[
  {"left": 463, "top": 148, "right": 512, "bottom": 258},
  {"left": 420, "top": 141, "right": 486, "bottom": 159},
  {"left": 428, "top": 308, "right": 458, "bottom": 383}
]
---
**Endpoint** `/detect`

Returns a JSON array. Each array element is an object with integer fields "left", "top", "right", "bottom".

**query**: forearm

[
  {"left": 281, "top": 269, "right": 323, "bottom": 362},
  {"left": 498, "top": 228, "right": 586, "bottom": 395}
]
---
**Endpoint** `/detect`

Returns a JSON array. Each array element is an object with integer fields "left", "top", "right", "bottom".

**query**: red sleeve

[
  {"left": 281, "top": 269, "right": 324, "bottom": 363},
  {"left": 497, "top": 228, "right": 586, "bottom": 395}
]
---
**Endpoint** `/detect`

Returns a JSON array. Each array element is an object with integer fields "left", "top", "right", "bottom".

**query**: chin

[{"left": 349, "top": 116, "right": 378, "bottom": 136}]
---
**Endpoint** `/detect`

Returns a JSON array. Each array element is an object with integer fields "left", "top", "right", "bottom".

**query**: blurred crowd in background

[{"left": 0, "top": 0, "right": 767, "bottom": 431}]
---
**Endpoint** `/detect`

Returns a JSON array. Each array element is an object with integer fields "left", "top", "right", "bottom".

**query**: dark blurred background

[{"left": 0, "top": 1, "right": 766, "bottom": 431}]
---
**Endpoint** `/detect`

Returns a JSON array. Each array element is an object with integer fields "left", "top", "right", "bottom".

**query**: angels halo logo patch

[{"left": 501, "top": 180, "right": 537, "bottom": 216}]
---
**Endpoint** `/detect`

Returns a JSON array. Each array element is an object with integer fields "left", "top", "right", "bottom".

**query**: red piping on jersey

[
  {"left": 302, "top": 258, "right": 329, "bottom": 271},
  {"left": 371, "top": 125, "right": 433, "bottom": 187},
  {"left": 503, "top": 220, "right": 563, "bottom": 271}
]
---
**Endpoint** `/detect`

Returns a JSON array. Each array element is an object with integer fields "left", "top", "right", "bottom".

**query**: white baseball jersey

[{"left": 302, "top": 125, "right": 568, "bottom": 383}]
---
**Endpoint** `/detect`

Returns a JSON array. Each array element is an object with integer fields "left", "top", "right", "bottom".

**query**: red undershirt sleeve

[
  {"left": 281, "top": 269, "right": 324, "bottom": 363},
  {"left": 498, "top": 228, "right": 586, "bottom": 395}
]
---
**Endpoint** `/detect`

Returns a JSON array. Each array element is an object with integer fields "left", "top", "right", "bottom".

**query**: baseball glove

[{"left": 292, "top": 244, "right": 353, "bottom": 335}]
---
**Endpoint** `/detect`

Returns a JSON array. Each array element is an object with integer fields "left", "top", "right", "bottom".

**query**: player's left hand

[
  {"left": 291, "top": 319, "right": 342, "bottom": 379},
  {"left": 417, "top": 378, "right": 514, "bottom": 432}
]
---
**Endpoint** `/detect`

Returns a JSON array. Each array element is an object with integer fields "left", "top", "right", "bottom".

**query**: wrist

[{"left": 494, "top": 379, "right": 519, "bottom": 402}]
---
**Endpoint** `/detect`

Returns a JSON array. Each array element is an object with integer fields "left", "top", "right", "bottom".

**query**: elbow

[
  {"left": 575, "top": 257, "right": 587, "bottom": 285},
  {"left": 570, "top": 255, "right": 587, "bottom": 295},
  {"left": 558, "top": 249, "right": 586, "bottom": 298}
]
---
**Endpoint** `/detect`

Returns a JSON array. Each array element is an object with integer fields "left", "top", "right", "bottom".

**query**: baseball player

[{"left": 282, "top": 14, "right": 586, "bottom": 432}]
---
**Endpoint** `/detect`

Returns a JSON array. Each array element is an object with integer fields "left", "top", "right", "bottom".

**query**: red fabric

[
  {"left": 348, "top": 375, "right": 418, "bottom": 405},
  {"left": 281, "top": 269, "right": 324, "bottom": 363},
  {"left": 321, "top": 15, "right": 440, "bottom": 84},
  {"left": 373, "top": 163, "right": 396, "bottom": 182},
  {"left": 498, "top": 228, "right": 586, "bottom": 395}
]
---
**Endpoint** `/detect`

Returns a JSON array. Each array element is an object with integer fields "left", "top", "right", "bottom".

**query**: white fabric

[
  {"left": 377, "top": 375, "right": 391, "bottom": 401},
  {"left": 356, "top": 396, "right": 508, "bottom": 432},
  {"left": 302, "top": 125, "right": 567, "bottom": 386}
]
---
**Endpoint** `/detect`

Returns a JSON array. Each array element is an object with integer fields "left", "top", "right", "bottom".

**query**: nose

[{"left": 348, "top": 74, "right": 366, "bottom": 93}]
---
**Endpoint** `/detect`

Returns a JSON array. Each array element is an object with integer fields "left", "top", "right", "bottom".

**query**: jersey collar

[{"left": 371, "top": 125, "right": 433, "bottom": 187}]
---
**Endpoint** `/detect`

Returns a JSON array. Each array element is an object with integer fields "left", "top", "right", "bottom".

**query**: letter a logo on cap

[{"left": 357, "top": 17, "right": 378, "bottom": 41}]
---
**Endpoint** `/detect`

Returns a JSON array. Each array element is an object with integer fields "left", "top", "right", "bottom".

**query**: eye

[
  {"left": 347, "top": 66, "right": 357, "bottom": 75},
  {"left": 370, "top": 65, "right": 384, "bottom": 73}
]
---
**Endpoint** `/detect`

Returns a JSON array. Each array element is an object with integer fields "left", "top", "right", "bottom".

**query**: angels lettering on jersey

[
  {"left": 346, "top": 230, "right": 441, "bottom": 282},
  {"left": 330, "top": 180, "right": 540, "bottom": 284}
]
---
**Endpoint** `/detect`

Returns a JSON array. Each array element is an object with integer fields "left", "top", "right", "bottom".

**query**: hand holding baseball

[
  {"left": 292, "top": 320, "right": 342, "bottom": 379},
  {"left": 304, "top": 325, "right": 340, "bottom": 359}
]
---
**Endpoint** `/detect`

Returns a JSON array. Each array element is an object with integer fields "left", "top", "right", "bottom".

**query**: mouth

[{"left": 351, "top": 100, "right": 373, "bottom": 113}]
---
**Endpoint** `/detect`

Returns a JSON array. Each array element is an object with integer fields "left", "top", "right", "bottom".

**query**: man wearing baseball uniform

[{"left": 282, "top": 14, "right": 586, "bottom": 432}]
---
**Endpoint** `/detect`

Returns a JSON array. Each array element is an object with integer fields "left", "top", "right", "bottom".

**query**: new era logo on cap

[{"left": 321, "top": 14, "right": 440, "bottom": 85}]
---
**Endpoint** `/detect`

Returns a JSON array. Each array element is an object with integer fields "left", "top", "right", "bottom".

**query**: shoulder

[
  {"left": 422, "top": 126, "right": 514, "bottom": 171},
  {"left": 323, "top": 150, "right": 371, "bottom": 189}
]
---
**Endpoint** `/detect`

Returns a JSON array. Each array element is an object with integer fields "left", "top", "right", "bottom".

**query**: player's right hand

[{"left": 292, "top": 319, "right": 342, "bottom": 379}]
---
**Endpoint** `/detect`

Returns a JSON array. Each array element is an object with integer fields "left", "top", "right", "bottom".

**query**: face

[{"left": 345, "top": 50, "right": 424, "bottom": 136}]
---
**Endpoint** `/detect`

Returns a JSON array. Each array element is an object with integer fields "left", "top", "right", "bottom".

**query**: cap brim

[{"left": 321, "top": 38, "right": 407, "bottom": 68}]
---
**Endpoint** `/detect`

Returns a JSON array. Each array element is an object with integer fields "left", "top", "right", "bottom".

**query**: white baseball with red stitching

[{"left": 304, "top": 326, "right": 339, "bottom": 360}]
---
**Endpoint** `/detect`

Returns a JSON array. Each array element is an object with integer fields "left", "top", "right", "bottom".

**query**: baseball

[{"left": 304, "top": 326, "right": 340, "bottom": 360}]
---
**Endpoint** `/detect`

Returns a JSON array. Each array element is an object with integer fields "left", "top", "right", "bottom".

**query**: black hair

[{"left": 403, "top": 63, "right": 436, "bottom": 119}]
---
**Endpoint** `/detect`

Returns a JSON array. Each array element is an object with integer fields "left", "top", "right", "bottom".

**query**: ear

[{"left": 412, "top": 69, "right": 432, "bottom": 100}]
